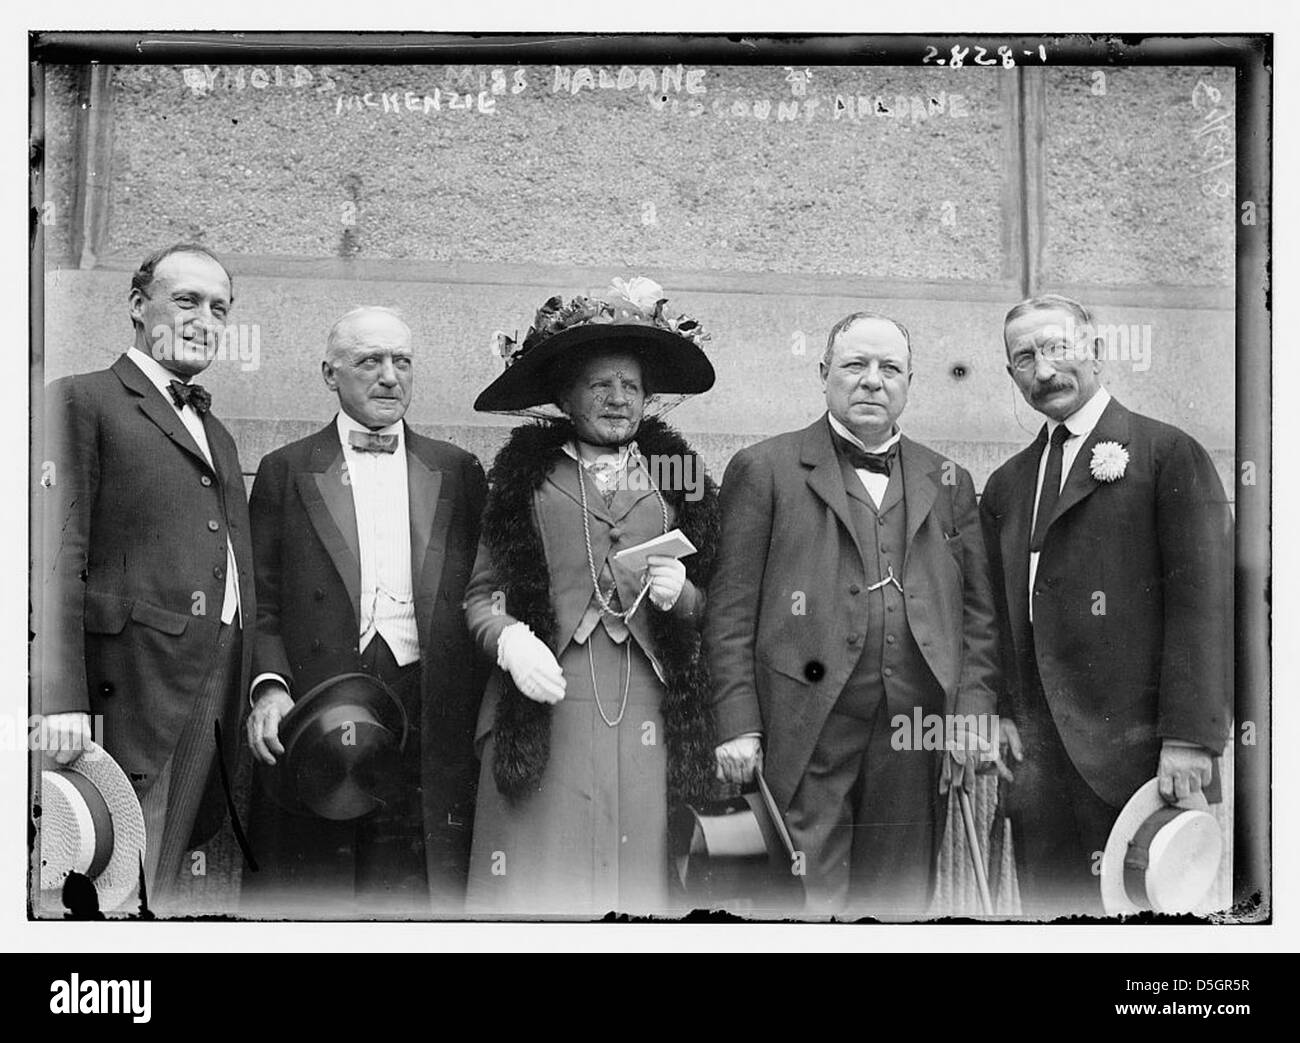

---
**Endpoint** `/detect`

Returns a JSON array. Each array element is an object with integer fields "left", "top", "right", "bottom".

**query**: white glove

[
  {"left": 646, "top": 554, "right": 687, "bottom": 611},
  {"left": 497, "top": 622, "right": 566, "bottom": 704}
]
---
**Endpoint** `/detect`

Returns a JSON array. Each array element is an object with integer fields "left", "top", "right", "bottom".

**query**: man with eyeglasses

[
  {"left": 241, "top": 306, "right": 487, "bottom": 916},
  {"left": 979, "top": 294, "right": 1232, "bottom": 917},
  {"left": 36, "top": 243, "right": 254, "bottom": 911}
]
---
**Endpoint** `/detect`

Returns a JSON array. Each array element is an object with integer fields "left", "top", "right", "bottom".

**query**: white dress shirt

[
  {"left": 126, "top": 347, "right": 240, "bottom": 626},
  {"left": 1028, "top": 385, "right": 1111, "bottom": 622},
  {"left": 337, "top": 411, "right": 420, "bottom": 667},
  {"left": 827, "top": 413, "right": 902, "bottom": 509}
]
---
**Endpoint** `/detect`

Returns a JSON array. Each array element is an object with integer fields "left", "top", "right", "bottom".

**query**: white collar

[
  {"left": 126, "top": 346, "right": 194, "bottom": 403},
  {"left": 336, "top": 410, "right": 406, "bottom": 448},
  {"left": 561, "top": 440, "right": 637, "bottom": 470},
  {"left": 827, "top": 413, "right": 902, "bottom": 454},
  {"left": 1047, "top": 385, "right": 1111, "bottom": 441}
]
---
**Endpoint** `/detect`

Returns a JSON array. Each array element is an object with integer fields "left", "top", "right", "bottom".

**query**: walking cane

[{"left": 958, "top": 785, "right": 995, "bottom": 916}]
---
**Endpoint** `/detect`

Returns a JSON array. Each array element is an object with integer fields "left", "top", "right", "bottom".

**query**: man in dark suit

[
  {"left": 241, "top": 306, "right": 486, "bottom": 916},
  {"left": 979, "top": 294, "right": 1232, "bottom": 917},
  {"left": 37, "top": 243, "right": 254, "bottom": 911},
  {"left": 705, "top": 312, "right": 1002, "bottom": 917}
]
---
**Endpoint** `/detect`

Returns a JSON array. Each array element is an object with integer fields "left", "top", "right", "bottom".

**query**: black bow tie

[
  {"left": 348, "top": 430, "right": 399, "bottom": 454},
  {"left": 168, "top": 380, "right": 211, "bottom": 416},
  {"left": 834, "top": 434, "right": 898, "bottom": 476}
]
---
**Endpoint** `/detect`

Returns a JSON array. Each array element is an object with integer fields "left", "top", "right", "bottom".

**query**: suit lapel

[
  {"left": 545, "top": 452, "right": 617, "bottom": 524},
  {"left": 111, "top": 355, "right": 213, "bottom": 474},
  {"left": 999, "top": 432, "right": 1045, "bottom": 639},
  {"left": 405, "top": 430, "right": 446, "bottom": 640},
  {"left": 203, "top": 414, "right": 242, "bottom": 493},
  {"left": 899, "top": 436, "right": 939, "bottom": 551},
  {"left": 1044, "top": 397, "right": 1131, "bottom": 536},
  {"left": 801, "top": 416, "right": 864, "bottom": 563},
  {"left": 295, "top": 423, "right": 362, "bottom": 621}
]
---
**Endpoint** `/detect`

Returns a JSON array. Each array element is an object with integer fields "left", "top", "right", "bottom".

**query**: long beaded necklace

[{"left": 575, "top": 442, "right": 670, "bottom": 727}]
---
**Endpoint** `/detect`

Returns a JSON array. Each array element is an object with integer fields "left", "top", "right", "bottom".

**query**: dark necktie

[
  {"left": 348, "top": 429, "right": 399, "bottom": 454},
  {"left": 834, "top": 433, "right": 898, "bottom": 476},
  {"left": 1030, "top": 425, "right": 1071, "bottom": 553},
  {"left": 168, "top": 379, "right": 211, "bottom": 416}
]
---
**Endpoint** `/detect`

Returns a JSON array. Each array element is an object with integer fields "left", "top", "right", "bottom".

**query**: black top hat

[
  {"left": 670, "top": 770, "right": 804, "bottom": 913},
  {"left": 260, "top": 672, "right": 409, "bottom": 822},
  {"left": 474, "top": 277, "right": 715, "bottom": 415}
]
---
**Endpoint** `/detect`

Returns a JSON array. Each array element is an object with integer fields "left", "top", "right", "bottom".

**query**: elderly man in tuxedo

[
  {"left": 705, "top": 311, "right": 1002, "bottom": 917},
  {"left": 979, "top": 294, "right": 1232, "bottom": 917},
  {"left": 37, "top": 243, "right": 254, "bottom": 911},
  {"left": 241, "top": 306, "right": 486, "bottom": 916}
]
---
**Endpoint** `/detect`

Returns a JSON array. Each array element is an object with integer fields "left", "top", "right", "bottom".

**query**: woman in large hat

[{"left": 463, "top": 277, "right": 719, "bottom": 916}]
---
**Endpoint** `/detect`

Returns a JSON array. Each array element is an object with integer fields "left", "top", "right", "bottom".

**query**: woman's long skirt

[{"left": 466, "top": 627, "right": 672, "bottom": 918}]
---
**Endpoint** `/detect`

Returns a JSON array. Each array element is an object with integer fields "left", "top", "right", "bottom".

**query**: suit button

[
  {"left": 98, "top": 681, "right": 114, "bottom": 698},
  {"left": 883, "top": 667, "right": 893, "bottom": 677},
  {"left": 887, "top": 604, "right": 896, "bottom": 613},
  {"left": 886, "top": 635, "right": 895, "bottom": 645},
  {"left": 207, "top": 520, "right": 220, "bottom": 532},
  {"left": 849, "top": 584, "right": 861, "bottom": 595},
  {"left": 847, "top": 634, "right": 860, "bottom": 646},
  {"left": 213, "top": 566, "right": 225, "bottom": 580},
  {"left": 878, "top": 517, "right": 886, "bottom": 526},
  {"left": 311, "top": 639, "right": 321, "bottom": 652},
  {"left": 609, "top": 527, "right": 623, "bottom": 542},
  {"left": 314, "top": 588, "right": 325, "bottom": 601},
  {"left": 804, "top": 661, "right": 825, "bottom": 682},
  {"left": 200, "top": 475, "right": 212, "bottom": 487}
]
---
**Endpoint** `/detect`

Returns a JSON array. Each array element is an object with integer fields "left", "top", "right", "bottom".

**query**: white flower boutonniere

[{"left": 1090, "top": 441, "right": 1129, "bottom": 482}]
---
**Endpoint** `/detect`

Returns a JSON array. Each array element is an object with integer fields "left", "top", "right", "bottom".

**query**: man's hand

[
  {"left": 645, "top": 555, "right": 686, "bottom": 611},
  {"left": 1158, "top": 740, "right": 1213, "bottom": 803},
  {"left": 42, "top": 712, "right": 93, "bottom": 766},
  {"left": 498, "top": 623, "right": 566, "bottom": 704},
  {"left": 993, "top": 717, "right": 1024, "bottom": 783},
  {"left": 246, "top": 683, "right": 294, "bottom": 766},
  {"left": 941, "top": 719, "right": 996, "bottom": 794},
  {"left": 714, "top": 735, "right": 762, "bottom": 786}
]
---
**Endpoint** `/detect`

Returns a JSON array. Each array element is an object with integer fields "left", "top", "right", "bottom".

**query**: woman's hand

[
  {"left": 497, "top": 622, "right": 566, "bottom": 703},
  {"left": 645, "top": 554, "right": 686, "bottom": 610}
]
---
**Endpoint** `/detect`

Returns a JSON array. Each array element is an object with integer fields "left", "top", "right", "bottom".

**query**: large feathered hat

[{"left": 474, "top": 277, "right": 715, "bottom": 417}]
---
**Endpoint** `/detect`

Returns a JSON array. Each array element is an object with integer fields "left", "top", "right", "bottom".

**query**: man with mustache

[
  {"left": 241, "top": 306, "right": 486, "bottom": 915},
  {"left": 36, "top": 243, "right": 254, "bottom": 911},
  {"left": 705, "top": 311, "right": 1002, "bottom": 917},
  {"left": 979, "top": 295, "right": 1232, "bottom": 916}
]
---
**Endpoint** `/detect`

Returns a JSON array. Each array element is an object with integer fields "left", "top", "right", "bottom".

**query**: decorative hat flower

[
  {"left": 491, "top": 330, "right": 517, "bottom": 361},
  {"left": 609, "top": 276, "right": 666, "bottom": 312},
  {"left": 1089, "top": 441, "right": 1129, "bottom": 482}
]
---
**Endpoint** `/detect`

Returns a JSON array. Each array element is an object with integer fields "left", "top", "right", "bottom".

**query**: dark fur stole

[{"left": 480, "top": 416, "right": 719, "bottom": 808}]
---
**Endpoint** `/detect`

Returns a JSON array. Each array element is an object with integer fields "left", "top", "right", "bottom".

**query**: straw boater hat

[
  {"left": 474, "top": 276, "right": 715, "bottom": 417},
  {"left": 38, "top": 739, "right": 147, "bottom": 913},
  {"left": 259, "top": 672, "right": 409, "bottom": 822},
  {"left": 1099, "top": 777, "right": 1223, "bottom": 915}
]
